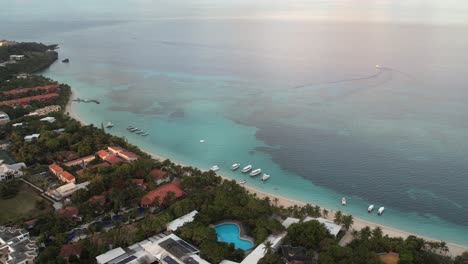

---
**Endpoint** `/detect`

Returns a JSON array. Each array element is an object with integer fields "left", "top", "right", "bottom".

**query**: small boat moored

[
  {"left": 342, "top": 197, "right": 347, "bottom": 206},
  {"left": 141, "top": 133, "right": 149, "bottom": 136},
  {"left": 377, "top": 207, "right": 385, "bottom": 215},
  {"left": 368, "top": 205, "right": 374, "bottom": 213},
  {"left": 105, "top": 122, "right": 114, "bottom": 128},
  {"left": 250, "top": 169, "right": 262, "bottom": 177},
  {"left": 231, "top": 163, "right": 240, "bottom": 170},
  {"left": 241, "top": 165, "right": 252, "bottom": 173},
  {"left": 239, "top": 180, "right": 246, "bottom": 184},
  {"left": 200, "top": 139, "right": 205, "bottom": 143},
  {"left": 210, "top": 165, "right": 220, "bottom": 171},
  {"left": 261, "top": 174, "right": 270, "bottom": 181}
]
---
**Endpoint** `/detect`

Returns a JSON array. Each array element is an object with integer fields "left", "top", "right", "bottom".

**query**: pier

[{"left": 72, "top": 98, "right": 100, "bottom": 104}]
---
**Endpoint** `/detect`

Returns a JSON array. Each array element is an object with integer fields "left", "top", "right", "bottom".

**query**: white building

[
  {"left": 281, "top": 217, "right": 301, "bottom": 228},
  {"left": 12, "top": 122, "right": 24, "bottom": 127},
  {"left": 39, "top": 116, "right": 56, "bottom": 123},
  {"left": 303, "top": 216, "right": 343, "bottom": 237},
  {"left": 96, "top": 233, "right": 210, "bottom": 264},
  {"left": 166, "top": 210, "right": 198, "bottom": 232},
  {"left": 0, "top": 112, "right": 10, "bottom": 125},
  {"left": 24, "top": 134, "right": 40, "bottom": 142},
  {"left": 0, "top": 162, "right": 26, "bottom": 181},
  {"left": 0, "top": 226, "right": 38, "bottom": 264},
  {"left": 9, "top": 55, "right": 25, "bottom": 61},
  {"left": 47, "top": 181, "right": 90, "bottom": 200}
]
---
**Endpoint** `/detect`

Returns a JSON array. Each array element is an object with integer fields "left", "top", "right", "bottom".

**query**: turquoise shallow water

[
  {"left": 2, "top": 13, "right": 468, "bottom": 245},
  {"left": 215, "top": 223, "right": 254, "bottom": 250}
]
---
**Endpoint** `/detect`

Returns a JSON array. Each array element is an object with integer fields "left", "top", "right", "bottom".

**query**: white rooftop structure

[
  {"left": 0, "top": 162, "right": 26, "bottom": 181},
  {"left": 96, "top": 247, "right": 126, "bottom": 264},
  {"left": 47, "top": 181, "right": 90, "bottom": 200},
  {"left": 281, "top": 217, "right": 300, "bottom": 228},
  {"left": 24, "top": 134, "right": 40, "bottom": 142},
  {"left": 239, "top": 232, "right": 287, "bottom": 264},
  {"left": 167, "top": 210, "right": 198, "bottom": 231},
  {"left": 12, "top": 122, "right": 24, "bottom": 127},
  {"left": 39, "top": 116, "right": 56, "bottom": 123},
  {"left": 304, "top": 216, "right": 342, "bottom": 237}
]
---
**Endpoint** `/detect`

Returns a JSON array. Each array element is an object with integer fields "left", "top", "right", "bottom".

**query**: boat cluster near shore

[
  {"left": 342, "top": 197, "right": 385, "bottom": 215},
  {"left": 210, "top": 163, "right": 271, "bottom": 184},
  {"left": 127, "top": 125, "right": 149, "bottom": 136}
]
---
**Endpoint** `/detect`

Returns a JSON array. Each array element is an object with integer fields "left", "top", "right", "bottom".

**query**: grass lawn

[{"left": 0, "top": 183, "right": 50, "bottom": 224}]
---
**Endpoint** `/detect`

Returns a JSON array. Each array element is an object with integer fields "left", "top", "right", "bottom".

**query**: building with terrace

[{"left": 0, "top": 226, "right": 38, "bottom": 264}]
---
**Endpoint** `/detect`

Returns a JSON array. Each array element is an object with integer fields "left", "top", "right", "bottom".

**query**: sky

[{"left": 2, "top": 0, "right": 468, "bottom": 25}]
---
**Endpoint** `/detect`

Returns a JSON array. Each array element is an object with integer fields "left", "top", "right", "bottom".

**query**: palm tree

[
  {"left": 334, "top": 210, "right": 343, "bottom": 224},
  {"left": 342, "top": 215, "right": 354, "bottom": 230},
  {"left": 323, "top": 209, "right": 329, "bottom": 218},
  {"left": 273, "top": 197, "right": 279, "bottom": 206},
  {"left": 264, "top": 241, "right": 273, "bottom": 254}
]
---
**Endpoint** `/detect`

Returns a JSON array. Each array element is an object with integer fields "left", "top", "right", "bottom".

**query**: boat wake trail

[{"left": 291, "top": 66, "right": 411, "bottom": 90}]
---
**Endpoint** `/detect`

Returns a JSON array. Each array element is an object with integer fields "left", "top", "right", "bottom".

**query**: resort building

[
  {"left": 107, "top": 146, "right": 139, "bottom": 162},
  {"left": 140, "top": 182, "right": 184, "bottom": 207},
  {"left": 9, "top": 55, "right": 25, "bottom": 61},
  {"left": 24, "top": 134, "right": 40, "bottom": 143},
  {"left": 0, "top": 40, "right": 16, "bottom": 47},
  {"left": 166, "top": 210, "right": 198, "bottom": 232},
  {"left": 0, "top": 93, "right": 59, "bottom": 106},
  {"left": 59, "top": 243, "right": 81, "bottom": 260},
  {"left": 0, "top": 226, "right": 38, "bottom": 264},
  {"left": 48, "top": 163, "right": 64, "bottom": 176},
  {"left": 16, "top": 73, "right": 30, "bottom": 79},
  {"left": 221, "top": 232, "right": 287, "bottom": 264},
  {"left": 303, "top": 217, "right": 343, "bottom": 237},
  {"left": 76, "top": 162, "right": 109, "bottom": 175},
  {"left": 59, "top": 171, "right": 76, "bottom": 184},
  {"left": 97, "top": 149, "right": 126, "bottom": 164},
  {"left": 46, "top": 181, "right": 90, "bottom": 200},
  {"left": 12, "top": 123, "right": 24, "bottom": 127},
  {"left": 149, "top": 168, "right": 170, "bottom": 185},
  {"left": 0, "top": 112, "right": 10, "bottom": 126},
  {"left": 26, "top": 105, "right": 61, "bottom": 116},
  {"left": 1, "top": 85, "right": 59, "bottom": 96},
  {"left": 281, "top": 217, "right": 301, "bottom": 228},
  {"left": 96, "top": 233, "right": 209, "bottom": 264},
  {"left": 0, "top": 162, "right": 26, "bottom": 181},
  {"left": 63, "top": 155, "right": 95, "bottom": 167}
]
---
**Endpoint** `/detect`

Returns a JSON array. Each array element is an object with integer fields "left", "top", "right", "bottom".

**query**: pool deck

[{"left": 215, "top": 220, "right": 255, "bottom": 247}]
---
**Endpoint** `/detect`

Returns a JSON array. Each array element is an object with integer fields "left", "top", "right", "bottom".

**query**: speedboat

[
  {"left": 241, "top": 165, "right": 252, "bottom": 173},
  {"left": 200, "top": 139, "right": 205, "bottom": 143},
  {"left": 136, "top": 131, "right": 144, "bottom": 134},
  {"left": 341, "top": 197, "right": 347, "bottom": 206},
  {"left": 127, "top": 126, "right": 134, "bottom": 130},
  {"left": 129, "top": 128, "right": 139, "bottom": 132},
  {"left": 250, "top": 169, "right": 262, "bottom": 176},
  {"left": 105, "top": 122, "right": 114, "bottom": 128},
  {"left": 368, "top": 205, "right": 374, "bottom": 213},
  {"left": 231, "top": 163, "right": 240, "bottom": 170},
  {"left": 377, "top": 207, "right": 385, "bottom": 215},
  {"left": 210, "top": 165, "right": 219, "bottom": 171},
  {"left": 141, "top": 133, "right": 149, "bottom": 136},
  {"left": 239, "top": 180, "right": 246, "bottom": 184},
  {"left": 261, "top": 174, "right": 270, "bottom": 181}
]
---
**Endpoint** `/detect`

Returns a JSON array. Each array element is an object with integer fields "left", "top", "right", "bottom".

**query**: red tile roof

[
  {"left": 49, "top": 163, "right": 63, "bottom": 174},
  {"left": 149, "top": 168, "right": 168, "bottom": 180},
  {"left": 88, "top": 195, "right": 106, "bottom": 206},
  {"left": 60, "top": 171, "right": 75, "bottom": 183},
  {"left": 0, "top": 93, "right": 59, "bottom": 106},
  {"left": 141, "top": 182, "right": 183, "bottom": 206},
  {"left": 104, "top": 154, "right": 124, "bottom": 164},
  {"left": 1, "top": 85, "right": 59, "bottom": 95},
  {"left": 59, "top": 243, "right": 81, "bottom": 258},
  {"left": 76, "top": 162, "right": 110, "bottom": 175},
  {"left": 58, "top": 206, "right": 79, "bottom": 218},
  {"left": 63, "top": 155, "right": 96, "bottom": 167},
  {"left": 63, "top": 151, "right": 79, "bottom": 161},
  {"left": 96, "top": 149, "right": 109, "bottom": 159},
  {"left": 118, "top": 150, "right": 139, "bottom": 160}
]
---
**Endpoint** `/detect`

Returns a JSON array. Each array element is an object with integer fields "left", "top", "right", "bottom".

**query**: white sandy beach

[{"left": 65, "top": 93, "right": 468, "bottom": 257}]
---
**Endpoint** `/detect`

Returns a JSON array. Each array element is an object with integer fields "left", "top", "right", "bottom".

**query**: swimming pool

[{"left": 214, "top": 223, "right": 254, "bottom": 250}]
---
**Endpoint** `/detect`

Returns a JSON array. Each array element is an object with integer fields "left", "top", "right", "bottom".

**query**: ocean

[{"left": 2, "top": 0, "right": 468, "bottom": 245}]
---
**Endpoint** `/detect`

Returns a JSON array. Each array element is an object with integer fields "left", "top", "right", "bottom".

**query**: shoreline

[{"left": 65, "top": 92, "right": 468, "bottom": 257}]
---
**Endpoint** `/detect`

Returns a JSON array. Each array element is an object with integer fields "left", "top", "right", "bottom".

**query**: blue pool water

[{"left": 215, "top": 223, "right": 254, "bottom": 250}]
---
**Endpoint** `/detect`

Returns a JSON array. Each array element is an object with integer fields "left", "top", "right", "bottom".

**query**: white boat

[
  {"left": 105, "top": 122, "right": 114, "bottom": 128},
  {"left": 241, "top": 165, "right": 252, "bottom": 173},
  {"left": 342, "top": 197, "right": 347, "bottom": 205},
  {"left": 376, "top": 64, "right": 380, "bottom": 68},
  {"left": 210, "top": 165, "right": 219, "bottom": 171},
  {"left": 141, "top": 133, "right": 149, "bottom": 136},
  {"left": 200, "top": 139, "right": 205, "bottom": 143},
  {"left": 231, "top": 163, "right": 240, "bottom": 170},
  {"left": 239, "top": 180, "right": 246, "bottom": 184},
  {"left": 377, "top": 207, "right": 385, "bottom": 215},
  {"left": 368, "top": 205, "right": 374, "bottom": 213},
  {"left": 250, "top": 169, "right": 262, "bottom": 176},
  {"left": 261, "top": 174, "right": 270, "bottom": 181}
]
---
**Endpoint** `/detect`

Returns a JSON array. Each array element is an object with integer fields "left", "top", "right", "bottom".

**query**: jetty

[{"left": 72, "top": 98, "right": 100, "bottom": 104}]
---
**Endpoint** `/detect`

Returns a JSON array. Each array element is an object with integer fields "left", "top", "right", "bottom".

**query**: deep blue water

[
  {"left": 215, "top": 223, "right": 254, "bottom": 250},
  {"left": 2, "top": 0, "right": 468, "bottom": 245}
]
